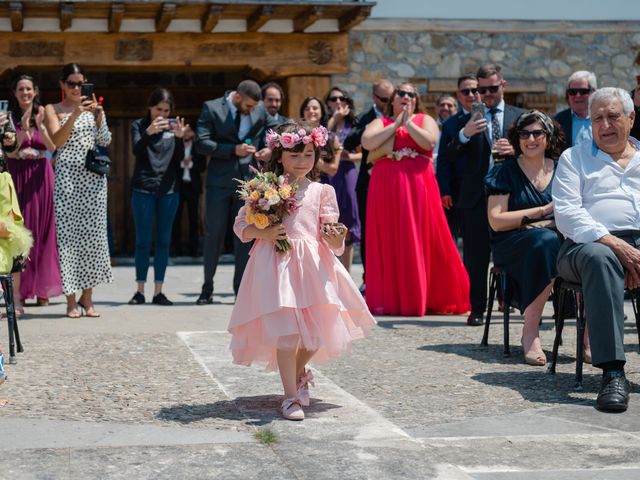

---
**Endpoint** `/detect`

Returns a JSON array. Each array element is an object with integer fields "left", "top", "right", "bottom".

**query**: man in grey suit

[
  {"left": 194, "top": 80, "right": 278, "bottom": 304},
  {"left": 553, "top": 87, "right": 638, "bottom": 412}
]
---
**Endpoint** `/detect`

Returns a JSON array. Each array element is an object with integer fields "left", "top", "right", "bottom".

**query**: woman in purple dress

[
  {"left": 324, "top": 87, "right": 361, "bottom": 273},
  {"left": 6, "top": 75, "right": 62, "bottom": 313}
]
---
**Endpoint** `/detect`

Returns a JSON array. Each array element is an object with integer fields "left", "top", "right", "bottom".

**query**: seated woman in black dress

[{"left": 485, "top": 110, "right": 566, "bottom": 366}]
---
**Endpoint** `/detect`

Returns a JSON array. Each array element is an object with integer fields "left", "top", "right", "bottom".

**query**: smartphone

[
  {"left": 0, "top": 100, "right": 8, "bottom": 112},
  {"left": 470, "top": 102, "right": 486, "bottom": 119},
  {"left": 168, "top": 118, "right": 177, "bottom": 129},
  {"left": 81, "top": 83, "right": 94, "bottom": 98}
]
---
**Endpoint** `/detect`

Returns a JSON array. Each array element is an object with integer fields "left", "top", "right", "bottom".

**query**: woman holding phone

[
  {"left": 128, "top": 88, "right": 187, "bottom": 306},
  {"left": 6, "top": 74, "right": 62, "bottom": 314},
  {"left": 44, "top": 63, "right": 112, "bottom": 318}
]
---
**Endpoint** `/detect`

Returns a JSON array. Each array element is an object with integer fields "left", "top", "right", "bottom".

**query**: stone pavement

[{"left": 1, "top": 263, "right": 640, "bottom": 479}]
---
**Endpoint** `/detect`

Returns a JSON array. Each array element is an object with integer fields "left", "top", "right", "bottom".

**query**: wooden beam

[
  {"left": 9, "top": 2, "right": 23, "bottom": 32},
  {"left": 109, "top": 3, "right": 125, "bottom": 33},
  {"left": 293, "top": 6, "right": 323, "bottom": 33},
  {"left": 156, "top": 2, "right": 176, "bottom": 33},
  {"left": 338, "top": 6, "right": 371, "bottom": 32},
  {"left": 201, "top": 4, "right": 224, "bottom": 33},
  {"left": 246, "top": 5, "right": 274, "bottom": 33}
]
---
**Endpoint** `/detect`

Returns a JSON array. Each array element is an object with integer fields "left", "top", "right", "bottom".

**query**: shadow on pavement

[{"left": 157, "top": 395, "right": 341, "bottom": 426}]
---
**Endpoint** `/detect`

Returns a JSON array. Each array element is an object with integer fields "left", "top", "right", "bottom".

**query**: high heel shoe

[
  {"left": 521, "top": 337, "right": 546, "bottom": 366},
  {"left": 78, "top": 301, "right": 101, "bottom": 318}
]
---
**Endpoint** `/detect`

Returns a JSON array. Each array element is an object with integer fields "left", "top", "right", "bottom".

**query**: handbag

[
  {"left": 368, "top": 133, "right": 395, "bottom": 163},
  {"left": 85, "top": 147, "right": 111, "bottom": 176}
]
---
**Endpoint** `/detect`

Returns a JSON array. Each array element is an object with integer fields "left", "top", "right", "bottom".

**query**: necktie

[
  {"left": 234, "top": 111, "right": 241, "bottom": 132},
  {"left": 490, "top": 108, "right": 501, "bottom": 143}
]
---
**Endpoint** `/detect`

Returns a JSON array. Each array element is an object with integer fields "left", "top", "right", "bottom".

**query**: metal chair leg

[
  {"left": 548, "top": 285, "right": 567, "bottom": 375},
  {"left": 500, "top": 273, "right": 511, "bottom": 357},
  {"left": 0, "top": 275, "right": 17, "bottom": 364},
  {"left": 481, "top": 271, "right": 497, "bottom": 346},
  {"left": 575, "top": 291, "right": 585, "bottom": 391}
]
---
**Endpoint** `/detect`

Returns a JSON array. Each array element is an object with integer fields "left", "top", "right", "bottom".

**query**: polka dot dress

[{"left": 54, "top": 111, "right": 113, "bottom": 295}]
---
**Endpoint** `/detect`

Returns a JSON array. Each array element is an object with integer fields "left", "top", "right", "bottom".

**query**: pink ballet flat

[
  {"left": 296, "top": 369, "right": 315, "bottom": 407},
  {"left": 281, "top": 397, "right": 304, "bottom": 421}
]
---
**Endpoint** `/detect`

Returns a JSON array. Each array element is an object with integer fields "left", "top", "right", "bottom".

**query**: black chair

[
  {"left": 547, "top": 279, "right": 640, "bottom": 390},
  {"left": 0, "top": 273, "right": 23, "bottom": 364},
  {"left": 481, "top": 266, "right": 512, "bottom": 357}
]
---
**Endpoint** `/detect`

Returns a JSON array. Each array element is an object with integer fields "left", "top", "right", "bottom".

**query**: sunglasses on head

[
  {"left": 397, "top": 90, "right": 417, "bottom": 99},
  {"left": 567, "top": 88, "right": 593, "bottom": 97},
  {"left": 328, "top": 95, "right": 348, "bottom": 103},
  {"left": 517, "top": 129, "right": 547, "bottom": 140},
  {"left": 64, "top": 80, "right": 84, "bottom": 89},
  {"left": 374, "top": 93, "right": 390, "bottom": 103},
  {"left": 459, "top": 88, "right": 479, "bottom": 96},
  {"left": 477, "top": 85, "right": 501, "bottom": 95}
]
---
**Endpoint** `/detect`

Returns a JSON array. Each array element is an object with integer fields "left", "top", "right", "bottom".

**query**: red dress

[{"left": 365, "top": 114, "right": 470, "bottom": 316}]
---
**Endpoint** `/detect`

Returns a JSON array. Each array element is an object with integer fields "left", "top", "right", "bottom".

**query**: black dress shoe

[
  {"left": 467, "top": 312, "right": 484, "bottom": 326},
  {"left": 196, "top": 292, "right": 213, "bottom": 305},
  {"left": 152, "top": 292, "right": 173, "bottom": 306},
  {"left": 128, "top": 292, "right": 145, "bottom": 305},
  {"left": 596, "top": 371, "right": 631, "bottom": 412}
]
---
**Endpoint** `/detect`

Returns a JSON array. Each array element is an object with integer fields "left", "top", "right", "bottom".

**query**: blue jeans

[{"left": 131, "top": 190, "right": 180, "bottom": 284}]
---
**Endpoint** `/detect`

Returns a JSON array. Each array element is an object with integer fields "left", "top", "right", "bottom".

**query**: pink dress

[{"left": 228, "top": 181, "right": 376, "bottom": 371}]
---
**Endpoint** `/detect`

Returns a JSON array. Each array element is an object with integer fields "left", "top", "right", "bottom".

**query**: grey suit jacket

[{"left": 195, "top": 94, "right": 279, "bottom": 188}]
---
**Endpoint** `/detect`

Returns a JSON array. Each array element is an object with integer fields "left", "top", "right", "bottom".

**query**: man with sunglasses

[
  {"left": 555, "top": 71, "right": 597, "bottom": 147},
  {"left": 437, "top": 74, "right": 480, "bottom": 244},
  {"left": 343, "top": 79, "right": 394, "bottom": 294},
  {"left": 446, "top": 64, "right": 524, "bottom": 326}
]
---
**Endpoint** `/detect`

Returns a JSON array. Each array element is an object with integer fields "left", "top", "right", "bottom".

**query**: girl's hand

[
  {"left": 172, "top": 116, "right": 188, "bottom": 138},
  {"left": 258, "top": 224, "right": 288, "bottom": 242},
  {"left": 321, "top": 222, "right": 347, "bottom": 248},
  {"left": 146, "top": 116, "right": 169, "bottom": 135}
]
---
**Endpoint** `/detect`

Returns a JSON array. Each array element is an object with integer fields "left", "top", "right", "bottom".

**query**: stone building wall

[{"left": 332, "top": 21, "right": 640, "bottom": 112}]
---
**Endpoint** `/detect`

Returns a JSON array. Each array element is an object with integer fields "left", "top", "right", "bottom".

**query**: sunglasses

[
  {"left": 459, "top": 88, "right": 479, "bottom": 96},
  {"left": 567, "top": 88, "right": 593, "bottom": 97},
  {"left": 328, "top": 95, "right": 348, "bottom": 103},
  {"left": 64, "top": 80, "right": 84, "bottom": 89},
  {"left": 477, "top": 85, "right": 501, "bottom": 95},
  {"left": 397, "top": 90, "right": 417, "bottom": 99},
  {"left": 374, "top": 93, "right": 390, "bottom": 103},
  {"left": 517, "top": 129, "right": 547, "bottom": 140}
]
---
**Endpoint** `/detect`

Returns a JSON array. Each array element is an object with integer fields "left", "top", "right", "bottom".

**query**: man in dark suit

[
  {"left": 262, "top": 82, "right": 289, "bottom": 125},
  {"left": 194, "top": 80, "right": 278, "bottom": 304},
  {"left": 446, "top": 64, "right": 524, "bottom": 325},
  {"left": 437, "top": 74, "right": 480, "bottom": 241},
  {"left": 632, "top": 79, "right": 640, "bottom": 140},
  {"left": 343, "top": 78, "right": 394, "bottom": 291},
  {"left": 554, "top": 71, "right": 597, "bottom": 147}
]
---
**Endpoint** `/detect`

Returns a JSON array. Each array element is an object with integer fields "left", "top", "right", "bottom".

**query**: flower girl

[{"left": 228, "top": 121, "right": 375, "bottom": 420}]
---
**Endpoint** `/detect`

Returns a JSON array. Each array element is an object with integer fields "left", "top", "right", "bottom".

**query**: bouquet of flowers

[{"left": 236, "top": 167, "right": 300, "bottom": 253}]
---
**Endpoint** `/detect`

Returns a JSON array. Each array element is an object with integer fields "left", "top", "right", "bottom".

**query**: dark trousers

[
  {"left": 172, "top": 186, "right": 201, "bottom": 257},
  {"left": 461, "top": 201, "right": 491, "bottom": 314},
  {"left": 556, "top": 232, "right": 638, "bottom": 367},
  {"left": 202, "top": 186, "right": 252, "bottom": 295},
  {"left": 445, "top": 206, "right": 461, "bottom": 242}
]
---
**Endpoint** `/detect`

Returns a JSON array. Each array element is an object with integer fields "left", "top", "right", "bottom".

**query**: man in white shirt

[{"left": 553, "top": 87, "right": 639, "bottom": 412}]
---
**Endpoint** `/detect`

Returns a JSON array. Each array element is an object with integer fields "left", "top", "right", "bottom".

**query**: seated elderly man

[{"left": 553, "top": 87, "right": 638, "bottom": 412}]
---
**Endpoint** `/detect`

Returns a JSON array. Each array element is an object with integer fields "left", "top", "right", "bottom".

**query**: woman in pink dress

[
  {"left": 362, "top": 83, "right": 470, "bottom": 316},
  {"left": 7, "top": 75, "right": 62, "bottom": 313},
  {"left": 228, "top": 121, "right": 375, "bottom": 421}
]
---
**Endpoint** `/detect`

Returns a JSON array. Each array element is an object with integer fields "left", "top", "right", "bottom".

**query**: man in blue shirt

[{"left": 555, "top": 71, "right": 597, "bottom": 147}]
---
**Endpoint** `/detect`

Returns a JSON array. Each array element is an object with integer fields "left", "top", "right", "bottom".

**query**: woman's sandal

[
  {"left": 66, "top": 306, "right": 81, "bottom": 318},
  {"left": 78, "top": 301, "right": 101, "bottom": 318},
  {"left": 281, "top": 397, "right": 304, "bottom": 421},
  {"left": 296, "top": 370, "right": 315, "bottom": 407},
  {"left": 521, "top": 337, "right": 546, "bottom": 366}
]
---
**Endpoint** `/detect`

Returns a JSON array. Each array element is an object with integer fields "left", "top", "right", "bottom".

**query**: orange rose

[{"left": 253, "top": 213, "right": 270, "bottom": 229}]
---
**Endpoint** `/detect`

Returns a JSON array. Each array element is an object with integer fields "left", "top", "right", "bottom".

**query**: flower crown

[{"left": 265, "top": 126, "right": 329, "bottom": 150}]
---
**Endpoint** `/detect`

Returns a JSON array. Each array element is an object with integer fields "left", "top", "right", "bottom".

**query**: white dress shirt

[{"left": 552, "top": 137, "right": 640, "bottom": 244}]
